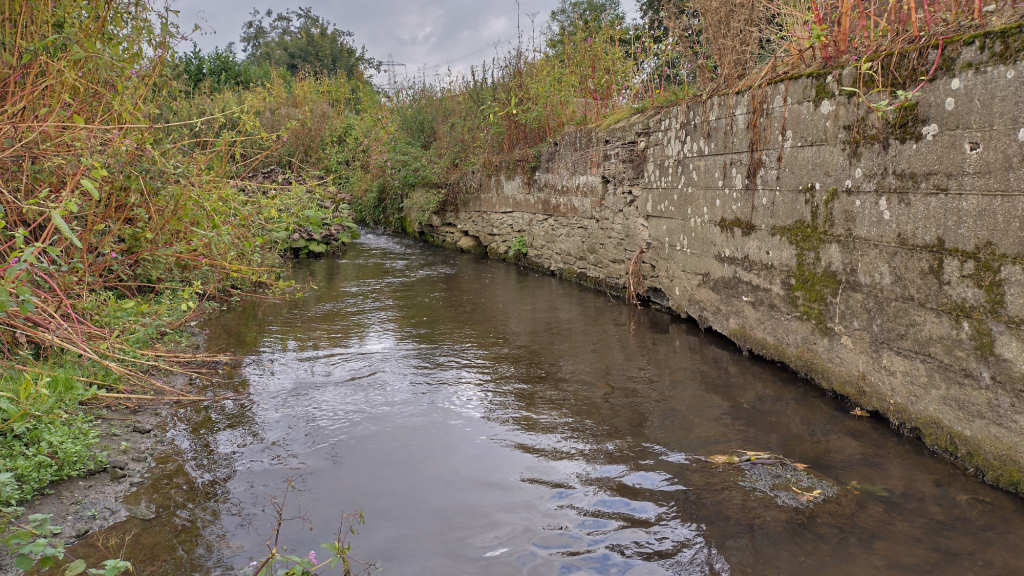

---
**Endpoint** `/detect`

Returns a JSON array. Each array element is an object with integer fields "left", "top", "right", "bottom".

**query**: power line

[{"left": 379, "top": 53, "right": 406, "bottom": 94}]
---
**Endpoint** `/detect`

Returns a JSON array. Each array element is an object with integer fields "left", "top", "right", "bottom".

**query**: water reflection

[{"left": 68, "top": 233, "right": 1024, "bottom": 575}]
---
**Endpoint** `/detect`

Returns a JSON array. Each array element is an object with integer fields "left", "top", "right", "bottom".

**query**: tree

[
  {"left": 240, "top": 7, "right": 377, "bottom": 78},
  {"left": 638, "top": 0, "right": 696, "bottom": 36},
  {"left": 179, "top": 43, "right": 271, "bottom": 91},
  {"left": 635, "top": 0, "right": 706, "bottom": 85},
  {"left": 546, "top": 0, "right": 625, "bottom": 50}
]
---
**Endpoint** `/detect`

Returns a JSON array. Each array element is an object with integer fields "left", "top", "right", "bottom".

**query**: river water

[{"left": 69, "top": 233, "right": 1024, "bottom": 575}]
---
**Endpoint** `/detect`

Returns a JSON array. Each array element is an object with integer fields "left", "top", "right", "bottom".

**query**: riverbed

[{"left": 66, "top": 233, "right": 1024, "bottom": 575}]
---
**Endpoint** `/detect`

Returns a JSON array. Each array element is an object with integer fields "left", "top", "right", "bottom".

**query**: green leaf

[
  {"left": 80, "top": 179, "right": 100, "bottom": 201},
  {"left": 14, "top": 554, "right": 35, "bottom": 571},
  {"left": 50, "top": 211, "right": 82, "bottom": 249},
  {"left": 65, "top": 559, "right": 87, "bottom": 576}
]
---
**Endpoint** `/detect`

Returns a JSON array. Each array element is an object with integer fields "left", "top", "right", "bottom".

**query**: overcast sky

[{"left": 174, "top": 0, "right": 640, "bottom": 82}]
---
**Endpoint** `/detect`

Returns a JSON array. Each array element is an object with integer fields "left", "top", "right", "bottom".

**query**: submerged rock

[
  {"left": 706, "top": 451, "right": 837, "bottom": 508},
  {"left": 737, "top": 462, "right": 837, "bottom": 508}
]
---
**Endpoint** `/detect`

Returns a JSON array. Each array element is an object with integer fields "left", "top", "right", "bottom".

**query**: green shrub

[{"left": 0, "top": 372, "right": 102, "bottom": 506}]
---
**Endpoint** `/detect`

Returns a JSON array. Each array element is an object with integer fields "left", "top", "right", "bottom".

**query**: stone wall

[{"left": 419, "top": 32, "right": 1024, "bottom": 493}]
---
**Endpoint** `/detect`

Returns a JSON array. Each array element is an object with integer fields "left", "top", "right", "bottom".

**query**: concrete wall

[{"left": 418, "top": 33, "right": 1024, "bottom": 493}]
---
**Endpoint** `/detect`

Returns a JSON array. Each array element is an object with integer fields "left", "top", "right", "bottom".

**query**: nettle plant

[{"left": 261, "top": 187, "right": 360, "bottom": 258}]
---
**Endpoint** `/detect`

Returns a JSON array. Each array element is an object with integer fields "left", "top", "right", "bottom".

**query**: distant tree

[
  {"left": 240, "top": 7, "right": 378, "bottom": 78},
  {"left": 635, "top": 0, "right": 706, "bottom": 84},
  {"left": 180, "top": 43, "right": 271, "bottom": 91},
  {"left": 546, "top": 0, "right": 626, "bottom": 50},
  {"left": 638, "top": 0, "right": 696, "bottom": 36},
  {"left": 638, "top": 0, "right": 668, "bottom": 34}
]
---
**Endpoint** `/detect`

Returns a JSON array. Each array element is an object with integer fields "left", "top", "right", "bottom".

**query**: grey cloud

[{"left": 175, "top": 0, "right": 638, "bottom": 80}]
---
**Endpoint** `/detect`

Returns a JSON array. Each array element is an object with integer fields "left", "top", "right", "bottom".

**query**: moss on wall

[
  {"left": 930, "top": 238, "right": 1013, "bottom": 357},
  {"left": 772, "top": 186, "right": 842, "bottom": 331},
  {"left": 716, "top": 217, "right": 758, "bottom": 237}
]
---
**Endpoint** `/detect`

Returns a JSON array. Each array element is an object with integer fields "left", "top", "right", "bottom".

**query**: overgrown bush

[{"left": 0, "top": 1, "right": 375, "bottom": 390}]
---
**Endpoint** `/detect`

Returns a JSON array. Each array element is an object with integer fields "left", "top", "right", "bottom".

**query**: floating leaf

[{"left": 791, "top": 486, "right": 823, "bottom": 502}]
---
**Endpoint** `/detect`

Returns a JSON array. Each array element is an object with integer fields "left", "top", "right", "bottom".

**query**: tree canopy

[
  {"left": 546, "top": 0, "right": 626, "bottom": 49},
  {"left": 240, "top": 7, "right": 377, "bottom": 78}
]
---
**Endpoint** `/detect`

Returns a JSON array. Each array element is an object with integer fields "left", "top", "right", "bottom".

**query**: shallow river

[{"left": 71, "top": 233, "right": 1024, "bottom": 575}]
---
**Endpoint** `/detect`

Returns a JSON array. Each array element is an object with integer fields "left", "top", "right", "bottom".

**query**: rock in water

[{"left": 737, "top": 462, "right": 837, "bottom": 508}]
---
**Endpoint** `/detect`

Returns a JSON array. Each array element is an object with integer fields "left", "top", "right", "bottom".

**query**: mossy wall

[{"left": 423, "top": 30, "right": 1024, "bottom": 494}]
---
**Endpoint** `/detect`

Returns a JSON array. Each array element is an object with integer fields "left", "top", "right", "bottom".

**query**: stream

[{"left": 68, "top": 233, "right": 1024, "bottom": 575}]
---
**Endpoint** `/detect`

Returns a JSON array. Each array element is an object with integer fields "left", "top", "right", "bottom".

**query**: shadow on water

[{"left": 66, "top": 232, "right": 1024, "bottom": 575}]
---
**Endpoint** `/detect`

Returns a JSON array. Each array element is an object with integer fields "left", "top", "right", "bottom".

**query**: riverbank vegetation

[
  {"left": 0, "top": 1, "right": 369, "bottom": 507},
  {"left": 1, "top": 0, "right": 1022, "bottom": 560}
]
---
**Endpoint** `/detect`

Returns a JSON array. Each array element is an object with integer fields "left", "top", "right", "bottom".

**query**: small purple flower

[
  {"left": 129, "top": 69, "right": 137, "bottom": 77},
  {"left": 308, "top": 550, "right": 317, "bottom": 565},
  {"left": 8, "top": 258, "right": 18, "bottom": 265},
  {"left": 110, "top": 251, "right": 119, "bottom": 259}
]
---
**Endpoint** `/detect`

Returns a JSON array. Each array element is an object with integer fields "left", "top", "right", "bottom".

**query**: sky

[{"left": 173, "top": 0, "right": 640, "bottom": 83}]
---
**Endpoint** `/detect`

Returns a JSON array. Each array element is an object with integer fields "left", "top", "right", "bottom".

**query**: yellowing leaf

[{"left": 791, "top": 486, "right": 823, "bottom": 501}]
